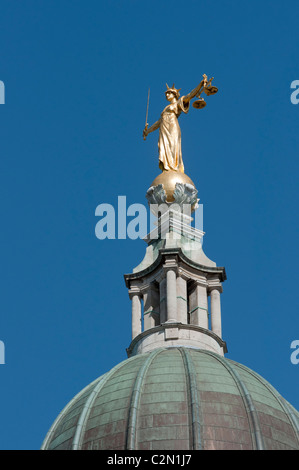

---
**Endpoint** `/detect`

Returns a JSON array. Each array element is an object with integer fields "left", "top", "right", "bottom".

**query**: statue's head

[{"left": 165, "top": 83, "right": 181, "bottom": 100}]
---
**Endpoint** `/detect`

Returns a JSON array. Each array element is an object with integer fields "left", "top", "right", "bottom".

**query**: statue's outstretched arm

[{"left": 183, "top": 75, "right": 208, "bottom": 105}]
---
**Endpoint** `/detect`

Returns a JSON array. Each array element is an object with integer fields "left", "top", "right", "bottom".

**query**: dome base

[{"left": 126, "top": 322, "right": 228, "bottom": 357}]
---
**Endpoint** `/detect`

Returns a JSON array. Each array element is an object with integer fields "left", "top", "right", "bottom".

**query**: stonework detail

[
  {"left": 125, "top": 241, "right": 226, "bottom": 356},
  {"left": 145, "top": 184, "right": 167, "bottom": 206},
  {"left": 146, "top": 182, "right": 199, "bottom": 212},
  {"left": 173, "top": 182, "right": 199, "bottom": 209}
]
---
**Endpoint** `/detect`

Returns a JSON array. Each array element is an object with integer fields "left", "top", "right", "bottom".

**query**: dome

[{"left": 42, "top": 347, "right": 299, "bottom": 451}]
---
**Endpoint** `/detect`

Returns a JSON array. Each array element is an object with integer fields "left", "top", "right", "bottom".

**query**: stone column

[
  {"left": 143, "top": 285, "right": 160, "bottom": 330},
  {"left": 130, "top": 293, "right": 142, "bottom": 339},
  {"left": 159, "top": 277, "right": 167, "bottom": 324},
  {"left": 188, "top": 282, "right": 209, "bottom": 329},
  {"left": 166, "top": 268, "right": 177, "bottom": 322},
  {"left": 210, "top": 288, "right": 222, "bottom": 338},
  {"left": 176, "top": 275, "right": 188, "bottom": 323}
]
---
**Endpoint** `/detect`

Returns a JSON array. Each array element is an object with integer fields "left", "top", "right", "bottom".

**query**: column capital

[
  {"left": 163, "top": 258, "right": 178, "bottom": 274},
  {"left": 163, "top": 266, "right": 178, "bottom": 276},
  {"left": 163, "top": 254, "right": 178, "bottom": 270},
  {"left": 192, "top": 278, "right": 208, "bottom": 288},
  {"left": 128, "top": 288, "right": 142, "bottom": 300},
  {"left": 208, "top": 284, "right": 223, "bottom": 294}
]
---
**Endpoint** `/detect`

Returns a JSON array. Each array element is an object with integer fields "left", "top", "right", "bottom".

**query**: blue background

[{"left": 0, "top": 0, "right": 298, "bottom": 449}]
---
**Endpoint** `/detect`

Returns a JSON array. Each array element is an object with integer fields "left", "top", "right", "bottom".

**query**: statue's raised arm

[{"left": 182, "top": 74, "right": 208, "bottom": 106}]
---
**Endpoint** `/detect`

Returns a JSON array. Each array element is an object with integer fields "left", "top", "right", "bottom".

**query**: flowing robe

[{"left": 158, "top": 97, "right": 190, "bottom": 173}]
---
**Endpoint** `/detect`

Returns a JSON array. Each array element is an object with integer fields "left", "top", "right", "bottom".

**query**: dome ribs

[
  {"left": 230, "top": 361, "right": 299, "bottom": 449},
  {"left": 178, "top": 347, "right": 202, "bottom": 450},
  {"left": 125, "top": 349, "right": 164, "bottom": 450},
  {"left": 40, "top": 379, "right": 99, "bottom": 450},
  {"left": 201, "top": 351, "right": 265, "bottom": 450},
  {"left": 71, "top": 358, "right": 135, "bottom": 450}
]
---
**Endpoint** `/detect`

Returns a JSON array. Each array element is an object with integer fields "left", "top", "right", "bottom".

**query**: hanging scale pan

[
  {"left": 204, "top": 86, "right": 218, "bottom": 96},
  {"left": 193, "top": 98, "right": 207, "bottom": 109}
]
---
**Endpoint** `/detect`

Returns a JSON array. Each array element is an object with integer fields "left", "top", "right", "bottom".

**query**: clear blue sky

[{"left": 0, "top": 0, "right": 298, "bottom": 450}]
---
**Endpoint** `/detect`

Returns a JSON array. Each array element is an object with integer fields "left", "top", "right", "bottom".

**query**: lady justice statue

[
  {"left": 143, "top": 75, "right": 218, "bottom": 208},
  {"left": 143, "top": 74, "right": 218, "bottom": 174}
]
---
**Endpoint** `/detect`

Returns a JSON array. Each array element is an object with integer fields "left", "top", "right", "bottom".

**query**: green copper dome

[{"left": 42, "top": 347, "right": 299, "bottom": 450}]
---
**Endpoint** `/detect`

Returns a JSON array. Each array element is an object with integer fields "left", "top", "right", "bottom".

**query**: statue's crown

[{"left": 165, "top": 83, "right": 181, "bottom": 98}]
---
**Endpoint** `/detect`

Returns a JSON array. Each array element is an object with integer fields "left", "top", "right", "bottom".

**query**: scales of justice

[{"left": 143, "top": 74, "right": 218, "bottom": 215}]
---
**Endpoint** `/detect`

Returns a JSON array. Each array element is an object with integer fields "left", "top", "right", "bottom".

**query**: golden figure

[{"left": 143, "top": 75, "right": 217, "bottom": 174}]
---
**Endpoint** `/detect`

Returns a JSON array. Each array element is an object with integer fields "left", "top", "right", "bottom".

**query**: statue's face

[{"left": 165, "top": 91, "right": 175, "bottom": 102}]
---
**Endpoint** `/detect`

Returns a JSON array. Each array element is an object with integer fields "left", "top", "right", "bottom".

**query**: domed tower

[{"left": 41, "top": 79, "right": 299, "bottom": 451}]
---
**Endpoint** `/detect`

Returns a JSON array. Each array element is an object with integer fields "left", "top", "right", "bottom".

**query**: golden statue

[{"left": 143, "top": 75, "right": 218, "bottom": 174}]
